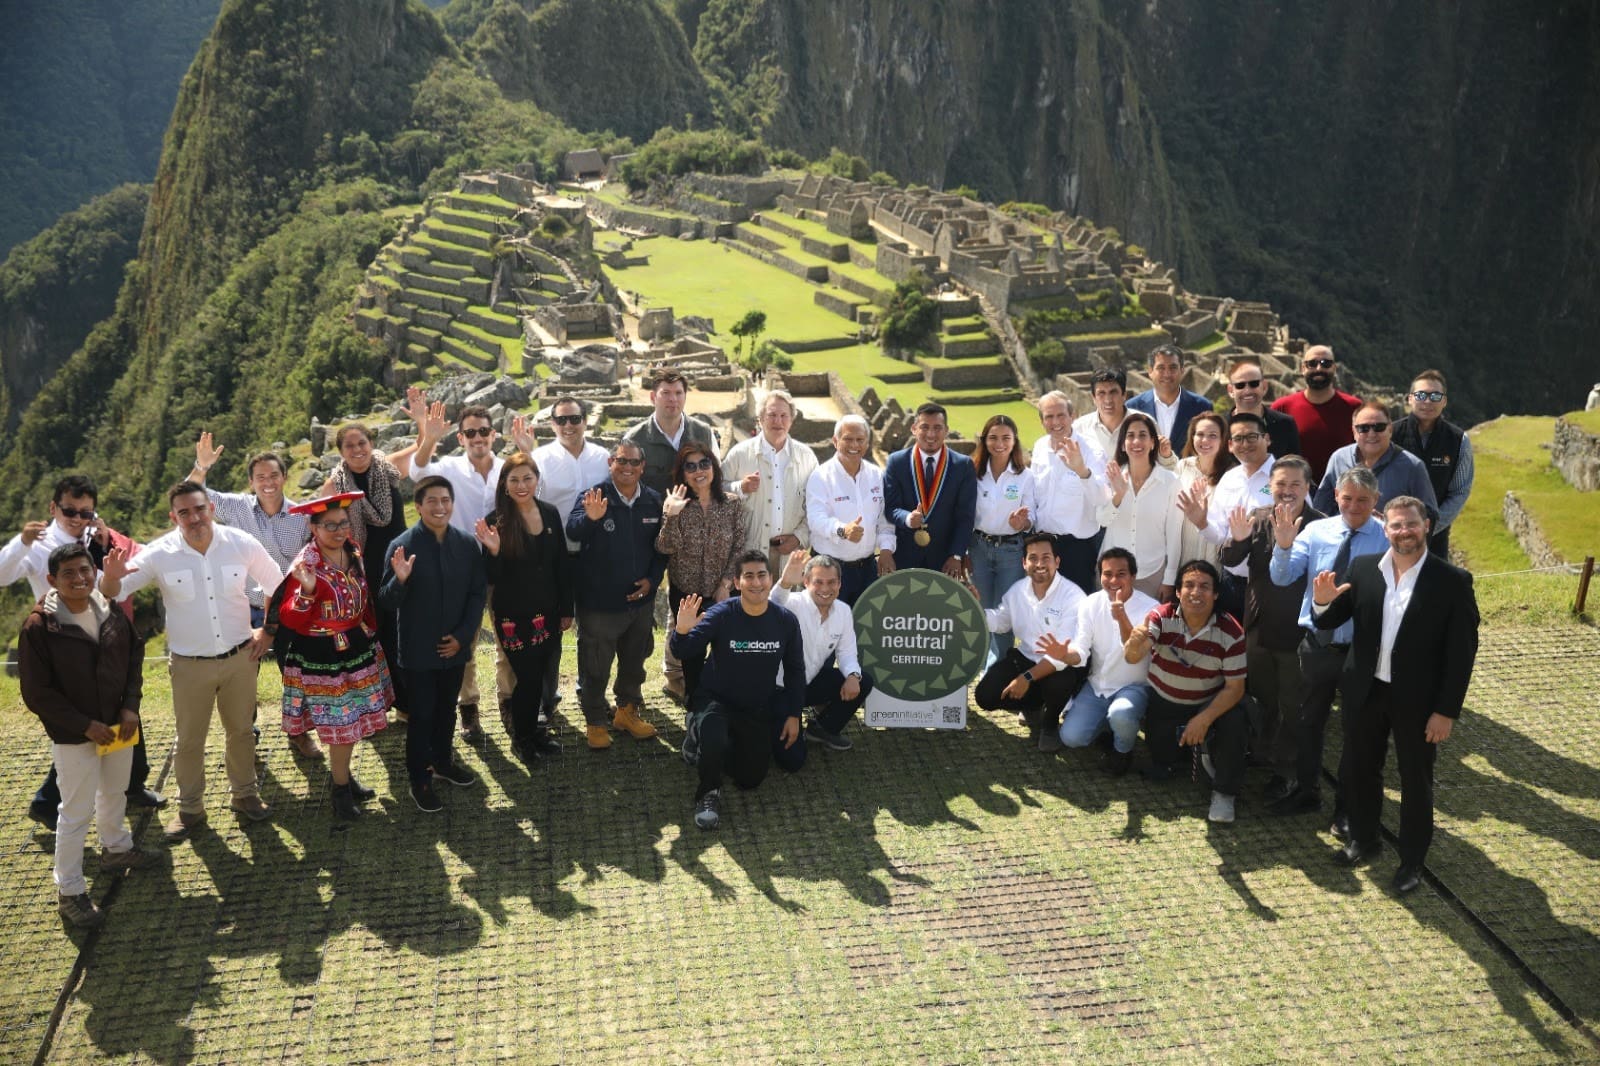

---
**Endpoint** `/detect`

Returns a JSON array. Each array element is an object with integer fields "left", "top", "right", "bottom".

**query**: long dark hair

[
  {"left": 1180, "top": 411, "right": 1237, "bottom": 485},
  {"left": 1112, "top": 411, "right": 1160, "bottom": 469},
  {"left": 492, "top": 452, "right": 543, "bottom": 560},
  {"left": 671, "top": 442, "right": 727, "bottom": 499},
  {"left": 972, "top": 414, "right": 1027, "bottom": 475}
]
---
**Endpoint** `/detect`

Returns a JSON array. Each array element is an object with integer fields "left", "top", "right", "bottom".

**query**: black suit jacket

[
  {"left": 1313, "top": 552, "right": 1479, "bottom": 719},
  {"left": 883, "top": 446, "right": 978, "bottom": 568}
]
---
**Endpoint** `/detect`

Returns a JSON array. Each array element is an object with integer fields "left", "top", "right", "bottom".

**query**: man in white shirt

[
  {"left": 1048, "top": 548, "right": 1158, "bottom": 774},
  {"left": 772, "top": 550, "right": 870, "bottom": 751},
  {"left": 410, "top": 402, "right": 504, "bottom": 740},
  {"left": 1030, "top": 391, "right": 1109, "bottom": 594},
  {"left": 974, "top": 533, "right": 1086, "bottom": 752},
  {"left": 723, "top": 391, "right": 818, "bottom": 569},
  {"left": 1186, "top": 410, "right": 1276, "bottom": 621},
  {"left": 101, "top": 481, "right": 285, "bottom": 840},
  {"left": 1310, "top": 496, "right": 1479, "bottom": 893},
  {"left": 804, "top": 414, "right": 896, "bottom": 605},
  {"left": 1072, "top": 369, "right": 1129, "bottom": 465}
]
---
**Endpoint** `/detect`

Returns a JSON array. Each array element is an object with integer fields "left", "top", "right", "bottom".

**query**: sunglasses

[
  {"left": 682, "top": 458, "right": 714, "bottom": 472},
  {"left": 551, "top": 414, "right": 585, "bottom": 426},
  {"left": 1303, "top": 358, "right": 1335, "bottom": 370},
  {"left": 1229, "top": 432, "right": 1264, "bottom": 444},
  {"left": 611, "top": 457, "right": 644, "bottom": 467},
  {"left": 1229, "top": 379, "right": 1264, "bottom": 390},
  {"left": 1411, "top": 390, "right": 1445, "bottom": 403},
  {"left": 56, "top": 506, "right": 97, "bottom": 520},
  {"left": 1354, "top": 423, "right": 1390, "bottom": 434},
  {"left": 460, "top": 427, "right": 493, "bottom": 439},
  {"left": 317, "top": 520, "right": 353, "bottom": 532}
]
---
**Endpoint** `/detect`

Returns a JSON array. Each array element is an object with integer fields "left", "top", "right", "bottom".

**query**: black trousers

[
  {"left": 1051, "top": 530, "right": 1104, "bottom": 596},
  {"left": 35, "top": 732, "right": 152, "bottom": 807},
  {"left": 836, "top": 556, "right": 878, "bottom": 607},
  {"left": 691, "top": 692, "right": 805, "bottom": 800},
  {"left": 1145, "top": 690, "right": 1249, "bottom": 796},
  {"left": 667, "top": 585, "right": 709, "bottom": 698},
  {"left": 503, "top": 637, "right": 559, "bottom": 747},
  {"left": 1343, "top": 680, "right": 1438, "bottom": 865},
  {"left": 974, "top": 649, "right": 1080, "bottom": 725},
  {"left": 1294, "top": 635, "right": 1350, "bottom": 815},
  {"left": 804, "top": 664, "right": 873, "bottom": 734},
  {"left": 404, "top": 664, "right": 465, "bottom": 787}
]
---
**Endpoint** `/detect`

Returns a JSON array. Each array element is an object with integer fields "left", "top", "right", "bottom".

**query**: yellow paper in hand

[{"left": 96, "top": 724, "right": 139, "bottom": 757}]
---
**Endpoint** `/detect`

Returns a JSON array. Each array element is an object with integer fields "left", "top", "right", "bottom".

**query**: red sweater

[{"left": 1270, "top": 390, "right": 1362, "bottom": 482}]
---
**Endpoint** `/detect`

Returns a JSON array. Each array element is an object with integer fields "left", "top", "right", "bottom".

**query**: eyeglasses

[
  {"left": 1411, "top": 390, "right": 1445, "bottom": 403},
  {"left": 551, "top": 414, "right": 584, "bottom": 426},
  {"left": 56, "top": 506, "right": 96, "bottom": 520},
  {"left": 1229, "top": 433, "right": 1264, "bottom": 444},
  {"left": 317, "top": 520, "right": 353, "bottom": 532},
  {"left": 682, "top": 458, "right": 714, "bottom": 472},
  {"left": 1303, "top": 359, "right": 1335, "bottom": 370},
  {"left": 1354, "top": 423, "right": 1390, "bottom": 434},
  {"left": 611, "top": 457, "right": 644, "bottom": 467},
  {"left": 1229, "top": 379, "right": 1263, "bottom": 390},
  {"left": 460, "top": 427, "right": 493, "bottom": 439}
]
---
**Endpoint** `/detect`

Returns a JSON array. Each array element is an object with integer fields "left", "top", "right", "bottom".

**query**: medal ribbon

[{"left": 913, "top": 448, "right": 950, "bottom": 516}]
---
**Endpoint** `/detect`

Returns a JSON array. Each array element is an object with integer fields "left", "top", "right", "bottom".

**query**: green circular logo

[{"left": 853, "top": 570, "right": 988, "bottom": 700}]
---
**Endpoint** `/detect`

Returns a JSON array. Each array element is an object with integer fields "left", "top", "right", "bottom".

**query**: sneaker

[
  {"left": 804, "top": 722, "right": 853, "bottom": 752},
  {"left": 1102, "top": 749, "right": 1134, "bottom": 777},
  {"left": 458, "top": 704, "right": 483, "bottom": 742},
  {"left": 288, "top": 731, "right": 325, "bottom": 760},
  {"left": 230, "top": 796, "right": 272, "bottom": 822},
  {"left": 410, "top": 779, "right": 443, "bottom": 813},
  {"left": 527, "top": 728, "right": 563, "bottom": 756},
  {"left": 1208, "top": 791, "right": 1237, "bottom": 824},
  {"left": 27, "top": 800, "right": 58, "bottom": 832},
  {"left": 163, "top": 810, "right": 207, "bottom": 842},
  {"left": 682, "top": 712, "right": 702, "bottom": 766},
  {"left": 432, "top": 762, "right": 477, "bottom": 787},
  {"left": 1037, "top": 723, "right": 1064, "bottom": 754},
  {"left": 98, "top": 847, "right": 145, "bottom": 872},
  {"left": 58, "top": 892, "right": 103, "bottom": 928},
  {"left": 125, "top": 787, "right": 167, "bottom": 809},
  {"left": 586, "top": 724, "right": 613, "bottom": 750},
  {"left": 612, "top": 702, "right": 657, "bottom": 739},
  {"left": 1262, "top": 775, "right": 1297, "bottom": 804},
  {"left": 694, "top": 789, "right": 721, "bottom": 830}
]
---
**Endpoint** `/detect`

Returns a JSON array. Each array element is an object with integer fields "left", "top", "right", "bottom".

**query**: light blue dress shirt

[{"left": 1269, "top": 514, "right": 1387, "bottom": 643}]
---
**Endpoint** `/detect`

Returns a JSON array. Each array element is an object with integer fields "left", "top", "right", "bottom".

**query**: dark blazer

[
  {"left": 1261, "top": 407, "right": 1302, "bottom": 459},
  {"left": 883, "top": 446, "right": 978, "bottom": 568},
  {"left": 1127, "top": 388, "right": 1214, "bottom": 450},
  {"left": 1313, "top": 552, "right": 1479, "bottom": 719},
  {"left": 378, "top": 521, "right": 487, "bottom": 671}
]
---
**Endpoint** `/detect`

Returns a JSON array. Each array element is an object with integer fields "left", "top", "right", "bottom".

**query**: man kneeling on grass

[{"left": 671, "top": 550, "right": 806, "bottom": 830}]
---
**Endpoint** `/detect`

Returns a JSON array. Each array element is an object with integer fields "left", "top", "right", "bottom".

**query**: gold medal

[
  {"left": 910, "top": 448, "right": 949, "bottom": 552},
  {"left": 914, "top": 528, "right": 931, "bottom": 547}
]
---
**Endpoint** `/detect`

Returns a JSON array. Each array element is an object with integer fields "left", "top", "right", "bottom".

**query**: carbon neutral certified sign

[{"left": 853, "top": 569, "right": 987, "bottom": 729}]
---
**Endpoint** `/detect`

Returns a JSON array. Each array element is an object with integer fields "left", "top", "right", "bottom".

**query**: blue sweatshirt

[
  {"left": 670, "top": 597, "right": 805, "bottom": 719},
  {"left": 378, "top": 522, "right": 487, "bottom": 670},
  {"left": 565, "top": 479, "right": 668, "bottom": 611}
]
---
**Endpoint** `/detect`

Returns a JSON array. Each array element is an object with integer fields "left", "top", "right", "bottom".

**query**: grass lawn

[
  {"left": 1564, "top": 407, "right": 1600, "bottom": 434},
  {"left": 1454, "top": 416, "right": 1598, "bottom": 574}
]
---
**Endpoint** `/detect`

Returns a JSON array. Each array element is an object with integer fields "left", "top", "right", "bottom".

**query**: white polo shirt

[
  {"left": 770, "top": 586, "right": 861, "bottom": 684},
  {"left": 533, "top": 438, "right": 611, "bottom": 551},
  {"left": 985, "top": 572, "right": 1085, "bottom": 667}
]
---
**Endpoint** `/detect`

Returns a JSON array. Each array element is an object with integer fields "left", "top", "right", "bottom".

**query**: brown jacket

[{"left": 18, "top": 590, "right": 144, "bottom": 745}]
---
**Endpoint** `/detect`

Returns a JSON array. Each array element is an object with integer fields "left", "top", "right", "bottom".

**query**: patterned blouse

[
  {"left": 655, "top": 493, "right": 748, "bottom": 599},
  {"left": 277, "top": 542, "right": 377, "bottom": 652}
]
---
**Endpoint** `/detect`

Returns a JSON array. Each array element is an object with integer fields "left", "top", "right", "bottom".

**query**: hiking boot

[
  {"left": 348, "top": 775, "right": 377, "bottom": 803},
  {"left": 694, "top": 789, "right": 721, "bottom": 831},
  {"left": 163, "top": 810, "right": 208, "bottom": 842},
  {"left": 586, "top": 724, "right": 613, "bottom": 750},
  {"left": 28, "top": 800, "right": 58, "bottom": 832},
  {"left": 99, "top": 847, "right": 145, "bottom": 872},
  {"left": 58, "top": 892, "right": 103, "bottom": 928},
  {"left": 231, "top": 796, "right": 272, "bottom": 822},
  {"left": 458, "top": 703, "right": 482, "bottom": 742},
  {"left": 804, "top": 722, "right": 853, "bottom": 751},
  {"left": 330, "top": 782, "right": 361, "bottom": 822},
  {"left": 289, "top": 731, "right": 325, "bottom": 760},
  {"left": 410, "top": 779, "right": 442, "bottom": 813},
  {"left": 526, "top": 726, "right": 562, "bottom": 756},
  {"left": 432, "top": 761, "right": 477, "bottom": 787},
  {"left": 1208, "top": 791, "right": 1237, "bottom": 824},
  {"left": 612, "top": 702, "right": 657, "bottom": 739}
]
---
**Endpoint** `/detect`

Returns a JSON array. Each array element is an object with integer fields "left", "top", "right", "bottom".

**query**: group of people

[{"left": 11, "top": 346, "right": 1481, "bottom": 928}]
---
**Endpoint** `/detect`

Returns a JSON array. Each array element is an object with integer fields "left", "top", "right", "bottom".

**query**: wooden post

[{"left": 1576, "top": 556, "right": 1595, "bottom": 616}]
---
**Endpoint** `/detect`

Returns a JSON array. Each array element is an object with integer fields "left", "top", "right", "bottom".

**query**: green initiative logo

[{"left": 853, "top": 570, "right": 986, "bottom": 701}]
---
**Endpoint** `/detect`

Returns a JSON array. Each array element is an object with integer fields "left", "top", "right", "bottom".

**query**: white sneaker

[{"left": 1208, "top": 791, "right": 1236, "bottom": 824}]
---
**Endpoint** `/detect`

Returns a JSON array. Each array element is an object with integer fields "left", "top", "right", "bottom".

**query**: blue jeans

[
  {"left": 1059, "top": 682, "right": 1149, "bottom": 754},
  {"left": 969, "top": 534, "right": 1024, "bottom": 667}
]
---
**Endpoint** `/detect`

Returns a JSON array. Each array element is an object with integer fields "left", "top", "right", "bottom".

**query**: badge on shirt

[
  {"left": 1004, "top": 484, "right": 1021, "bottom": 501},
  {"left": 602, "top": 518, "right": 616, "bottom": 533}
]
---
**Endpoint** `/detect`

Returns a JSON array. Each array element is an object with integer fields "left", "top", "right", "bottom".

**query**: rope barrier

[{"left": 1472, "top": 564, "right": 1580, "bottom": 579}]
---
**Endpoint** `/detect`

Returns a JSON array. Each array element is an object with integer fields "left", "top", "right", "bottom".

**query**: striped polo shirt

[{"left": 1143, "top": 602, "right": 1246, "bottom": 706}]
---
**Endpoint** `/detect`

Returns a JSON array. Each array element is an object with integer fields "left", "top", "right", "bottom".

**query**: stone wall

[
  {"left": 1552, "top": 416, "right": 1600, "bottom": 491},
  {"left": 1503, "top": 491, "right": 1568, "bottom": 568}
]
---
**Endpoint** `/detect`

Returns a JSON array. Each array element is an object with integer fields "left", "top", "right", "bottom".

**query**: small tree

[
  {"left": 879, "top": 277, "right": 938, "bottom": 353},
  {"left": 729, "top": 308, "right": 767, "bottom": 359}
]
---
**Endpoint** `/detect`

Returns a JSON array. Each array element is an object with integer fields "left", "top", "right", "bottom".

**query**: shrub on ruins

[
  {"left": 539, "top": 214, "right": 571, "bottom": 239},
  {"left": 1028, "top": 339, "right": 1069, "bottom": 380},
  {"left": 823, "top": 149, "right": 871, "bottom": 182},
  {"left": 999, "top": 201, "right": 1053, "bottom": 220},
  {"left": 869, "top": 171, "right": 897, "bottom": 186},
  {"left": 742, "top": 341, "right": 792, "bottom": 375},
  {"left": 617, "top": 127, "right": 766, "bottom": 189},
  {"left": 729, "top": 308, "right": 767, "bottom": 358},
  {"left": 769, "top": 148, "right": 807, "bottom": 170},
  {"left": 879, "top": 278, "right": 938, "bottom": 352}
]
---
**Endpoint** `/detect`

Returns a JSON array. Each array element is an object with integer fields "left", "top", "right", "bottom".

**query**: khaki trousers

[{"left": 169, "top": 650, "right": 260, "bottom": 815}]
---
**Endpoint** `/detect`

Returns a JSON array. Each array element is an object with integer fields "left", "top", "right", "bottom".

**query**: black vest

[{"left": 1391, "top": 415, "right": 1463, "bottom": 503}]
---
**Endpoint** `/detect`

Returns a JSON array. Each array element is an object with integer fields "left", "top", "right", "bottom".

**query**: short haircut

[
  {"left": 1385, "top": 495, "right": 1430, "bottom": 523},
  {"left": 1098, "top": 546, "right": 1138, "bottom": 578},
  {"left": 54, "top": 475, "right": 97, "bottom": 505},
  {"left": 833, "top": 413, "right": 870, "bottom": 437},
  {"left": 335, "top": 423, "right": 372, "bottom": 449},
  {"left": 913, "top": 401, "right": 948, "bottom": 423},
  {"left": 610, "top": 439, "right": 644, "bottom": 459},
  {"left": 458, "top": 404, "right": 492, "bottom": 427},
  {"left": 1304, "top": 344, "right": 1335, "bottom": 362},
  {"left": 1228, "top": 410, "right": 1266, "bottom": 432},
  {"left": 1022, "top": 532, "right": 1057, "bottom": 555},
  {"left": 47, "top": 543, "right": 92, "bottom": 576},
  {"left": 760, "top": 390, "right": 796, "bottom": 417},
  {"left": 733, "top": 548, "right": 770, "bottom": 574},
  {"left": 413, "top": 475, "right": 454, "bottom": 504},
  {"left": 1147, "top": 343, "right": 1185, "bottom": 367},
  {"left": 551, "top": 395, "right": 589, "bottom": 417},
  {"left": 1355, "top": 399, "right": 1390, "bottom": 419},
  {"left": 1335, "top": 466, "right": 1380, "bottom": 495},
  {"left": 168, "top": 480, "right": 207, "bottom": 507},
  {"left": 1090, "top": 368, "right": 1127, "bottom": 392},
  {"left": 1176, "top": 558, "right": 1221, "bottom": 590},
  {"left": 1412, "top": 369, "right": 1447, "bottom": 389},
  {"left": 247, "top": 452, "right": 287, "bottom": 478},
  {"left": 1113, "top": 411, "right": 1161, "bottom": 468},
  {"left": 1269, "top": 455, "right": 1313, "bottom": 483},
  {"left": 804, "top": 554, "right": 842, "bottom": 580},
  {"left": 650, "top": 368, "right": 688, "bottom": 391},
  {"left": 1037, "top": 390, "right": 1074, "bottom": 418},
  {"left": 1228, "top": 357, "right": 1262, "bottom": 379}
]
